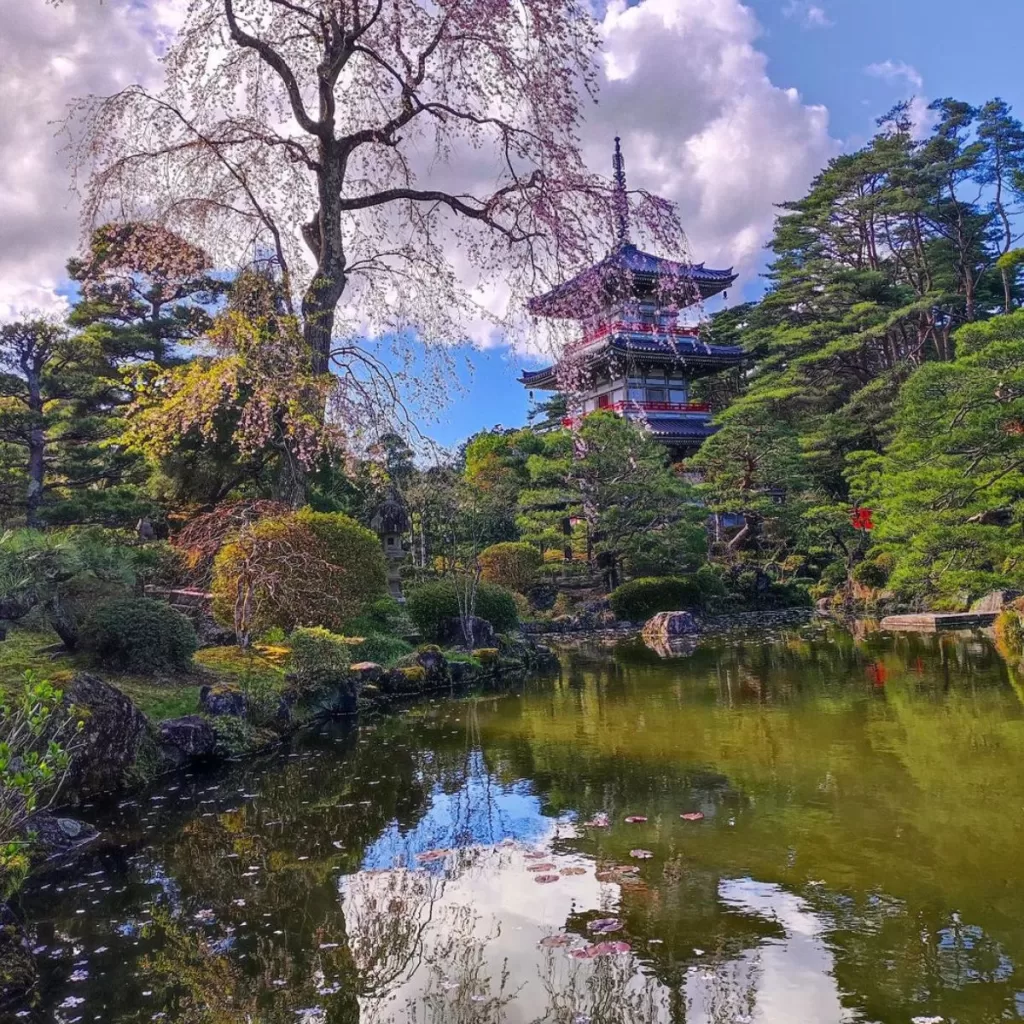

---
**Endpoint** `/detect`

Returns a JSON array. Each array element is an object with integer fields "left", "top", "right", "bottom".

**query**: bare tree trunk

[{"left": 25, "top": 366, "right": 44, "bottom": 529}]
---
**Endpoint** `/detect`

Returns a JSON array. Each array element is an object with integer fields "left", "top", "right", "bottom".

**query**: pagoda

[{"left": 519, "top": 139, "right": 743, "bottom": 455}]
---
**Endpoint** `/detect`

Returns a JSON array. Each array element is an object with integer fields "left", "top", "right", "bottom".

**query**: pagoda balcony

[{"left": 561, "top": 400, "right": 711, "bottom": 428}]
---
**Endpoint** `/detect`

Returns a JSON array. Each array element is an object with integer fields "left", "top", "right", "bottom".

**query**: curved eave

[
  {"left": 641, "top": 418, "right": 719, "bottom": 440},
  {"left": 528, "top": 244, "right": 737, "bottom": 320}
]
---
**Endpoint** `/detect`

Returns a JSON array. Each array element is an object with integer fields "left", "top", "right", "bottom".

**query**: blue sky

[
  {"left": 4, "top": 0, "right": 1022, "bottom": 454},
  {"left": 419, "top": 0, "right": 1024, "bottom": 450}
]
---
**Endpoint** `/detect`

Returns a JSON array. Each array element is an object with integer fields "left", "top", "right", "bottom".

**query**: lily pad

[
  {"left": 587, "top": 918, "right": 623, "bottom": 934},
  {"left": 629, "top": 849, "right": 654, "bottom": 859},
  {"left": 526, "top": 863, "right": 557, "bottom": 872},
  {"left": 680, "top": 812, "right": 704, "bottom": 822},
  {"left": 560, "top": 866, "right": 586, "bottom": 876},
  {"left": 624, "top": 815, "right": 648, "bottom": 824},
  {"left": 534, "top": 873, "right": 560, "bottom": 884},
  {"left": 539, "top": 933, "right": 573, "bottom": 948}
]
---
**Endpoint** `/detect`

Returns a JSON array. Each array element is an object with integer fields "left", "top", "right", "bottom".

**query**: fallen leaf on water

[
  {"left": 624, "top": 815, "right": 647, "bottom": 824},
  {"left": 571, "top": 940, "right": 631, "bottom": 958},
  {"left": 534, "top": 873, "right": 560, "bottom": 884},
  {"left": 415, "top": 849, "right": 449, "bottom": 863},
  {"left": 560, "top": 866, "right": 586, "bottom": 876},
  {"left": 526, "top": 863, "right": 557, "bottom": 872},
  {"left": 629, "top": 849, "right": 654, "bottom": 860},
  {"left": 587, "top": 918, "right": 622, "bottom": 934},
  {"left": 680, "top": 812, "right": 704, "bottom": 822}
]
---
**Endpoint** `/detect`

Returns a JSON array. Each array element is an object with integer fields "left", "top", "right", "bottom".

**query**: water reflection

[{"left": 14, "top": 623, "right": 1024, "bottom": 1023}]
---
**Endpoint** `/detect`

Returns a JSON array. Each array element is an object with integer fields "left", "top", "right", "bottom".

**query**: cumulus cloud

[
  {"left": 0, "top": 0, "right": 836, "bottom": 327},
  {"left": 591, "top": 0, "right": 835, "bottom": 280},
  {"left": 0, "top": 0, "right": 187, "bottom": 320},
  {"left": 782, "top": 1, "right": 832, "bottom": 29}
]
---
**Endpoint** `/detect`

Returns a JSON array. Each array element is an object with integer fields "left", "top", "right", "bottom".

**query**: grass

[{"left": 0, "top": 626, "right": 288, "bottom": 723}]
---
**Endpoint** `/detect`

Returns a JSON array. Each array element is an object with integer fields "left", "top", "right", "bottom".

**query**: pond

[{"left": 13, "top": 622, "right": 1024, "bottom": 1023}]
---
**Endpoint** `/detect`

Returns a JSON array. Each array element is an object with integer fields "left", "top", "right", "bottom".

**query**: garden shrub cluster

[
  {"left": 211, "top": 508, "right": 387, "bottom": 638},
  {"left": 81, "top": 597, "right": 197, "bottom": 672},
  {"left": 609, "top": 576, "right": 703, "bottom": 621},
  {"left": 478, "top": 542, "right": 541, "bottom": 594},
  {"left": 290, "top": 627, "right": 352, "bottom": 691},
  {"left": 348, "top": 634, "right": 413, "bottom": 666},
  {"left": 405, "top": 579, "right": 519, "bottom": 641}
]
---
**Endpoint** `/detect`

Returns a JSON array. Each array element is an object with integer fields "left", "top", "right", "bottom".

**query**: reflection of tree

[
  {"left": 533, "top": 953, "right": 669, "bottom": 1024},
  {"left": 344, "top": 868, "right": 444, "bottom": 997}
]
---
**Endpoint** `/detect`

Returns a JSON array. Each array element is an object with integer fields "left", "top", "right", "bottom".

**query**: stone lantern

[{"left": 371, "top": 494, "right": 410, "bottom": 601}]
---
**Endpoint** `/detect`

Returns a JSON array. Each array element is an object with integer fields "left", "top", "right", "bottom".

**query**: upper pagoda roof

[
  {"left": 527, "top": 242, "right": 736, "bottom": 320},
  {"left": 527, "top": 138, "right": 736, "bottom": 320}
]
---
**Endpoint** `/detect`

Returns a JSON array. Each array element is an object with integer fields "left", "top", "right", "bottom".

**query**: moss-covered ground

[{"left": 0, "top": 627, "right": 289, "bottom": 723}]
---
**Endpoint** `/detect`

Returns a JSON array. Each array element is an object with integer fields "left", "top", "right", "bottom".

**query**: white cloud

[
  {"left": 782, "top": 1, "right": 832, "bottom": 29},
  {"left": 865, "top": 60, "right": 934, "bottom": 138},
  {"left": 592, "top": 0, "right": 836, "bottom": 282},
  {"left": 0, "top": 0, "right": 187, "bottom": 321},
  {"left": 0, "top": 0, "right": 836, "bottom": 328}
]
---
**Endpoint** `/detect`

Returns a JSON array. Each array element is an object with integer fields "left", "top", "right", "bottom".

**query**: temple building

[{"left": 519, "top": 139, "right": 744, "bottom": 456}]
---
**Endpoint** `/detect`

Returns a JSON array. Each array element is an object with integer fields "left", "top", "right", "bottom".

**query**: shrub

[
  {"left": 82, "top": 597, "right": 197, "bottom": 673},
  {"left": 478, "top": 542, "right": 541, "bottom": 594},
  {"left": 349, "top": 634, "right": 413, "bottom": 666},
  {"left": 343, "top": 597, "right": 413, "bottom": 639},
  {"left": 852, "top": 560, "right": 890, "bottom": 589},
  {"left": 994, "top": 609, "right": 1024, "bottom": 654},
  {"left": 405, "top": 580, "right": 519, "bottom": 641},
  {"left": 609, "top": 577, "right": 702, "bottom": 621},
  {"left": 290, "top": 627, "right": 352, "bottom": 691},
  {"left": 294, "top": 509, "right": 387, "bottom": 609}
]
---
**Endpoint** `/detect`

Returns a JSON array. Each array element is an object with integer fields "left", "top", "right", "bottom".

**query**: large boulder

[
  {"left": 199, "top": 684, "right": 248, "bottom": 717},
  {"left": 642, "top": 611, "right": 701, "bottom": 643},
  {"left": 21, "top": 811, "right": 98, "bottom": 859},
  {"left": 970, "top": 590, "right": 1021, "bottom": 614},
  {"left": 414, "top": 646, "right": 450, "bottom": 686},
  {"left": 438, "top": 615, "right": 496, "bottom": 649},
  {"left": 64, "top": 672, "right": 152, "bottom": 798},
  {"left": 158, "top": 715, "right": 218, "bottom": 766}
]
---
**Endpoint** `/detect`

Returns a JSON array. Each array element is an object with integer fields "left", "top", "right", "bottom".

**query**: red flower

[{"left": 850, "top": 507, "right": 874, "bottom": 531}]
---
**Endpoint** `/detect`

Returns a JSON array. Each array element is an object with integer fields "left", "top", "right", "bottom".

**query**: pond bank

[{"left": 0, "top": 631, "right": 558, "bottom": 1009}]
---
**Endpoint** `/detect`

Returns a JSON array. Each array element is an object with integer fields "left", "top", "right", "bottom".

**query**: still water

[{"left": 15, "top": 623, "right": 1024, "bottom": 1023}]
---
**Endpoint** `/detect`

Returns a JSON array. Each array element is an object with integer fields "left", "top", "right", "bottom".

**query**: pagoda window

[
  {"left": 627, "top": 387, "right": 645, "bottom": 402},
  {"left": 646, "top": 387, "right": 667, "bottom": 403},
  {"left": 645, "top": 369, "right": 665, "bottom": 383},
  {"left": 597, "top": 393, "right": 610, "bottom": 409},
  {"left": 669, "top": 387, "right": 689, "bottom": 404}
]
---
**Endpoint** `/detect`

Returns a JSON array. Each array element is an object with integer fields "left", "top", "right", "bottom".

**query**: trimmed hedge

[
  {"left": 290, "top": 627, "right": 352, "bottom": 690},
  {"left": 405, "top": 579, "right": 519, "bottom": 641},
  {"left": 349, "top": 634, "right": 413, "bottom": 666},
  {"left": 609, "top": 576, "right": 702, "bottom": 621},
  {"left": 82, "top": 597, "right": 197, "bottom": 673}
]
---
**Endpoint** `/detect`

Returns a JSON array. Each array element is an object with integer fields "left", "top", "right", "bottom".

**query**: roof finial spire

[{"left": 612, "top": 136, "right": 631, "bottom": 246}]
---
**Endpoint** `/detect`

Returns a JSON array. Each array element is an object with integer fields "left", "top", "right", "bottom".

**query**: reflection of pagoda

[{"left": 519, "top": 139, "right": 744, "bottom": 455}]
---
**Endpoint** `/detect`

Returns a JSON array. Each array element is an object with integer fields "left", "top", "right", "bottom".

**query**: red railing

[
  {"left": 561, "top": 401, "right": 710, "bottom": 428},
  {"left": 609, "top": 400, "right": 710, "bottom": 414}
]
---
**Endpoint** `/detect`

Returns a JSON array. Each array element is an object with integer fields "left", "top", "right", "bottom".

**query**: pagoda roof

[
  {"left": 528, "top": 243, "right": 736, "bottom": 320},
  {"left": 643, "top": 417, "right": 719, "bottom": 441},
  {"left": 518, "top": 333, "right": 744, "bottom": 389}
]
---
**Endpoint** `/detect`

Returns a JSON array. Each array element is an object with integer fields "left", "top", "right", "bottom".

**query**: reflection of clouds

[
  {"left": 706, "top": 879, "right": 851, "bottom": 1023},
  {"left": 341, "top": 845, "right": 859, "bottom": 1024}
]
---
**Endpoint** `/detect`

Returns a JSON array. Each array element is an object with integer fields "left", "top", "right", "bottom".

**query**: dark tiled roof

[
  {"left": 640, "top": 417, "right": 719, "bottom": 440},
  {"left": 518, "top": 334, "right": 744, "bottom": 388},
  {"left": 528, "top": 243, "right": 736, "bottom": 319}
]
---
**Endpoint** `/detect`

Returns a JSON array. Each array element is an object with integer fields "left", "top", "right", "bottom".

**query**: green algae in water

[{"left": 13, "top": 622, "right": 1024, "bottom": 1023}]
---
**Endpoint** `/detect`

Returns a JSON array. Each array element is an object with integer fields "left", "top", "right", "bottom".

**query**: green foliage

[
  {"left": 294, "top": 509, "right": 387, "bottom": 609},
  {"left": 289, "top": 627, "right": 352, "bottom": 692},
  {"left": 82, "top": 597, "right": 197, "bottom": 673},
  {"left": 850, "top": 312, "right": 1024, "bottom": 605},
  {"left": 0, "top": 671, "right": 84, "bottom": 896},
  {"left": 852, "top": 559, "right": 890, "bottom": 589},
  {"left": 478, "top": 542, "right": 541, "bottom": 593},
  {"left": 348, "top": 634, "right": 413, "bottom": 666},
  {"left": 405, "top": 579, "right": 519, "bottom": 641},
  {"left": 609, "top": 577, "right": 703, "bottom": 621}
]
